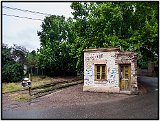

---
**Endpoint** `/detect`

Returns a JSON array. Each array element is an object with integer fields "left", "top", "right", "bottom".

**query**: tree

[
  {"left": 37, "top": 15, "right": 77, "bottom": 76},
  {"left": 70, "top": 2, "right": 158, "bottom": 71},
  {"left": 11, "top": 44, "right": 28, "bottom": 63},
  {"left": 37, "top": 2, "right": 158, "bottom": 76},
  {"left": 2, "top": 44, "right": 25, "bottom": 82},
  {"left": 2, "top": 43, "right": 13, "bottom": 66},
  {"left": 25, "top": 50, "right": 39, "bottom": 75},
  {"left": 2, "top": 62, "right": 24, "bottom": 82}
]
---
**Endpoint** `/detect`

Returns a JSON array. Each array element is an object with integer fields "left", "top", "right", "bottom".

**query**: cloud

[
  {"left": 3, "top": 18, "right": 42, "bottom": 51},
  {"left": 3, "top": 28, "right": 41, "bottom": 51},
  {"left": 2, "top": 2, "right": 73, "bottom": 51},
  {"left": 17, "top": 28, "right": 41, "bottom": 51}
]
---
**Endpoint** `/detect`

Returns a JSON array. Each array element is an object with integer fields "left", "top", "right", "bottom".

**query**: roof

[
  {"left": 117, "top": 51, "right": 137, "bottom": 56},
  {"left": 83, "top": 48, "right": 120, "bottom": 52}
]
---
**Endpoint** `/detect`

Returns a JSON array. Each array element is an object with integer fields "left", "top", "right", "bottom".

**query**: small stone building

[{"left": 83, "top": 48, "right": 138, "bottom": 94}]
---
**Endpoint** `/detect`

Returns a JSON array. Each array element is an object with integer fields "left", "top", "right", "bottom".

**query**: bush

[{"left": 2, "top": 62, "right": 24, "bottom": 82}]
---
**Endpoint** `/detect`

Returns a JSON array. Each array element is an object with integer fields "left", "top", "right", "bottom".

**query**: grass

[
  {"left": 31, "top": 76, "right": 53, "bottom": 88},
  {"left": 2, "top": 76, "right": 53, "bottom": 93},
  {"left": 2, "top": 83, "right": 23, "bottom": 93},
  {"left": 14, "top": 93, "right": 32, "bottom": 102},
  {"left": 2, "top": 76, "right": 82, "bottom": 93},
  {"left": 3, "top": 76, "right": 83, "bottom": 102}
]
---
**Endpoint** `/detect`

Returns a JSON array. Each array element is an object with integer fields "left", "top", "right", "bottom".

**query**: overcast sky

[{"left": 2, "top": 2, "right": 73, "bottom": 52}]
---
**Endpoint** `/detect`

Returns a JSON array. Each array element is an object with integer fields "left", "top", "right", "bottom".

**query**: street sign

[
  {"left": 21, "top": 78, "right": 31, "bottom": 87},
  {"left": 21, "top": 77, "right": 32, "bottom": 95}
]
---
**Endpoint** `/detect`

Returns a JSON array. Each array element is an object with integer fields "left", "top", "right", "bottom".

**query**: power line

[
  {"left": 3, "top": 6, "right": 52, "bottom": 16},
  {"left": 3, "top": 13, "right": 43, "bottom": 21},
  {"left": 3, "top": 6, "right": 71, "bottom": 21}
]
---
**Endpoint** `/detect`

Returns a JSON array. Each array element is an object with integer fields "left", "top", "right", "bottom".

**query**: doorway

[{"left": 119, "top": 64, "right": 131, "bottom": 91}]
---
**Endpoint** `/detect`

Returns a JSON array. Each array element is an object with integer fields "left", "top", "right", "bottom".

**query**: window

[
  {"left": 95, "top": 64, "right": 106, "bottom": 80},
  {"left": 120, "top": 65, "right": 130, "bottom": 79}
]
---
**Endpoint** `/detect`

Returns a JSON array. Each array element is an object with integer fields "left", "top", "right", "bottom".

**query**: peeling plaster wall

[
  {"left": 83, "top": 49, "right": 138, "bottom": 94},
  {"left": 83, "top": 51, "right": 120, "bottom": 93}
]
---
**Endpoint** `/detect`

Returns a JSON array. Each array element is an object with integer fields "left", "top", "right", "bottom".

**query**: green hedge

[{"left": 2, "top": 62, "right": 24, "bottom": 82}]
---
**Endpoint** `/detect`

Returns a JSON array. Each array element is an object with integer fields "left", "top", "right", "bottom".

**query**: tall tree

[
  {"left": 37, "top": 15, "right": 77, "bottom": 76},
  {"left": 70, "top": 2, "right": 158, "bottom": 71},
  {"left": 25, "top": 50, "right": 38, "bottom": 75},
  {"left": 11, "top": 44, "right": 28, "bottom": 63},
  {"left": 2, "top": 44, "right": 25, "bottom": 82},
  {"left": 37, "top": 2, "right": 158, "bottom": 76}
]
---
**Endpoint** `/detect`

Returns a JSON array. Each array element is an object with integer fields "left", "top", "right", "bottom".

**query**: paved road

[
  {"left": 138, "top": 76, "right": 158, "bottom": 90},
  {"left": 2, "top": 77, "right": 158, "bottom": 119}
]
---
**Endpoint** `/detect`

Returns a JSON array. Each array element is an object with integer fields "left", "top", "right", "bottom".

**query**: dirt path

[
  {"left": 3, "top": 84, "right": 132, "bottom": 111},
  {"left": 2, "top": 81, "right": 148, "bottom": 111}
]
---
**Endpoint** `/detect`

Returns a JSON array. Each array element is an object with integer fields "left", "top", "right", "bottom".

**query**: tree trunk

[
  {"left": 31, "top": 67, "right": 33, "bottom": 75},
  {"left": 42, "top": 69, "right": 43, "bottom": 75},
  {"left": 37, "top": 68, "right": 38, "bottom": 75}
]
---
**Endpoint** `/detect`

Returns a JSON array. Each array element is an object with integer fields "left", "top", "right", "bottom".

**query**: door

[{"left": 119, "top": 64, "right": 131, "bottom": 91}]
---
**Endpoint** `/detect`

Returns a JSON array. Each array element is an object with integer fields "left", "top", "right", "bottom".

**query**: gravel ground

[{"left": 2, "top": 80, "right": 148, "bottom": 111}]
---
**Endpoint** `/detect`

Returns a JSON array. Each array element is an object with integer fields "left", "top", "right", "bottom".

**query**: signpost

[{"left": 21, "top": 74, "right": 32, "bottom": 96}]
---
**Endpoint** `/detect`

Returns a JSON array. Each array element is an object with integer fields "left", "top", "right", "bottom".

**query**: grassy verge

[
  {"left": 14, "top": 93, "right": 32, "bottom": 102},
  {"left": 2, "top": 76, "right": 54, "bottom": 93},
  {"left": 13, "top": 80, "right": 83, "bottom": 102},
  {"left": 2, "top": 83, "right": 23, "bottom": 93},
  {"left": 2, "top": 76, "right": 83, "bottom": 102}
]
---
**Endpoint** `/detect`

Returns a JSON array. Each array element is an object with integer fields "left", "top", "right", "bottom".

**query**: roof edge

[{"left": 83, "top": 48, "right": 120, "bottom": 52}]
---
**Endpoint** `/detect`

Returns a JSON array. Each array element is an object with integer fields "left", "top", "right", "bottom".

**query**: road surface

[{"left": 2, "top": 76, "right": 158, "bottom": 119}]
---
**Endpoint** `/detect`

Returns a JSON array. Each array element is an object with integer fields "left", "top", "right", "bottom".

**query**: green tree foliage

[
  {"left": 2, "top": 44, "right": 26, "bottom": 82},
  {"left": 70, "top": 2, "right": 158, "bottom": 70},
  {"left": 11, "top": 44, "right": 27, "bottom": 63},
  {"left": 37, "top": 15, "right": 77, "bottom": 76},
  {"left": 2, "top": 44, "right": 13, "bottom": 66},
  {"left": 25, "top": 50, "right": 38, "bottom": 75},
  {"left": 26, "top": 50, "right": 37, "bottom": 67},
  {"left": 2, "top": 62, "right": 24, "bottom": 83},
  {"left": 37, "top": 2, "right": 158, "bottom": 75}
]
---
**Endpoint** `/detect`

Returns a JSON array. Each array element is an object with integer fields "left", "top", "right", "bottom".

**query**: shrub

[{"left": 2, "top": 62, "right": 24, "bottom": 82}]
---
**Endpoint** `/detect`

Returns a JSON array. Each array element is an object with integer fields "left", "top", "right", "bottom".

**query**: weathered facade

[{"left": 83, "top": 48, "right": 138, "bottom": 94}]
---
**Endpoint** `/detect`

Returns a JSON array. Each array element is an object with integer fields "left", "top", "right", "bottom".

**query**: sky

[{"left": 2, "top": 2, "right": 73, "bottom": 52}]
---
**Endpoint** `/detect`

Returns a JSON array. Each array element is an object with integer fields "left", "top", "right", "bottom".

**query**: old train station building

[{"left": 83, "top": 48, "right": 138, "bottom": 94}]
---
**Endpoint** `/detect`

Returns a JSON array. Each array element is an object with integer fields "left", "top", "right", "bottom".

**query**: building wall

[
  {"left": 115, "top": 52, "right": 138, "bottom": 93},
  {"left": 83, "top": 50, "right": 138, "bottom": 94},
  {"left": 83, "top": 51, "right": 120, "bottom": 93}
]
